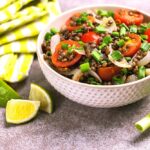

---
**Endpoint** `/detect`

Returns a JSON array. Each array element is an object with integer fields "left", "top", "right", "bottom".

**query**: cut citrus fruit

[
  {"left": 29, "top": 83, "right": 53, "bottom": 113},
  {"left": 0, "top": 79, "right": 21, "bottom": 107},
  {"left": 6, "top": 99, "right": 40, "bottom": 124}
]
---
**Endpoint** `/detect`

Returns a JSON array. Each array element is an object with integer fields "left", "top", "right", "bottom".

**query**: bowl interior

[{"left": 37, "top": 5, "right": 150, "bottom": 88}]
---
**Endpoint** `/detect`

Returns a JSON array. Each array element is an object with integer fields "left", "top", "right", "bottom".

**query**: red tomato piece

[
  {"left": 145, "top": 28, "right": 150, "bottom": 42},
  {"left": 81, "top": 31, "right": 100, "bottom": 43},
  {"left": 51, "top": 40, "right": 82, "bottom": 68},
  {"left": 122, "top": 33, "right": 141, "bottom": 57},
  {"left": 98, "top": 67, "right": 120, "bottom": 81},
  {"left": 114, "top": 9, "right": 144, "bottom": 25}
]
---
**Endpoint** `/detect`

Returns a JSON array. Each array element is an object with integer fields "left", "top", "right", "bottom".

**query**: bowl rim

[{"left": 37, "top": 4, "right": 150, "bottom": 89}]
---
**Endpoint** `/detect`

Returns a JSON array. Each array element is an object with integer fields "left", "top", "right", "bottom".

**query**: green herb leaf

[
  {"left": 95, "top": 25, "right": 106, "bottom": 33},
  {"left": 117, "top": 39, "right": 125, "bottom": 47},
  {"left": 111, "top": 50, "right": 123, "bottom": 61},
  {"left": 61, "top": 43, "right": 69, "bottom": 50}
]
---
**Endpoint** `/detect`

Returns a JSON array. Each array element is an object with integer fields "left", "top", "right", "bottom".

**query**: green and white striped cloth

[
  {"left": 0, "top": 0, "right": 16, "bottom": 10},
  {"left": 0, "top": 0, "right": 61, "bottom": 83},
  {"left": 0, "top": 54, "right": 34, "bottom": 82},
  {"left": 0, "top": 0, "right": 33, "bottom": 23},
  {"left": 0, "top": 15, "right": 49, "bottom": 45},
  {"left": 0, "top": 11, "right": 48, "bottom": 34},
  {"left": 0, "top": 38, "right": 36, "bottom": 55}
]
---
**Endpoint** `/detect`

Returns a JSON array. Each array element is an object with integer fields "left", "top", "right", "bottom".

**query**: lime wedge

[
  {"left": 29, "top": 83, "right": 53, "bottom": 113},
  {"left": 6, "top": 99, "right": 40, "bottom": 124},
  {"left": 0, "top": 79, "right": 21, "bottom": 107}
]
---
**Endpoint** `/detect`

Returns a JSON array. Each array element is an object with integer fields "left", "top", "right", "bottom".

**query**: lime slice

[
  {"left": 0, "top": 79, "right": 21, "bottom": 107},
  {"left": 6, "top": 99, "right": 40, "bottom": 124},
  {"left": 29, "top": 83, "right": 53, "bottom": 113}
]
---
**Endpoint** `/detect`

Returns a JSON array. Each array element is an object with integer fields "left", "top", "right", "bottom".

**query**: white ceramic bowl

[{"left": 37, "top": 5, "right": 150, "bottom": 108}]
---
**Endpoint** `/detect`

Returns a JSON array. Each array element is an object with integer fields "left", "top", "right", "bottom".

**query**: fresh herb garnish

[{"left": 111, "top": 50, "right": 123, "bottom": 61}]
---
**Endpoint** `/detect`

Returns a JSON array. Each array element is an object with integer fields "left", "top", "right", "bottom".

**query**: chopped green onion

[
  {"left": 135, "top": 114, "right": 150, "bottom": 132},
  {"left": 138, "top": 66, "right": 146, "bottom": 79},
  {"left": 120, "top": 27, "right": 126, "bottom": 36},
  {"left": 140, "top": 35, "right": 148, "bottom": 41},
  {"left": 112, "top": 32, "right": 119, "bottom": 37},
  {"left": 74, "top": 28, "right": 84, "bottom": 33},
  {"left": 112, "top": 76, "right": 124, "bottom": 84},
  {"left": 111, "top": 50, "right": 123, "bottom": 61},
  {"left": 98, "top": 43, "right": 107, "bottom": 50},
  {"left": 117, "top": 39, "right": 125, "bottom": 47},
  {"left": 120, "top": 23, "right": 129, "bottom": 31},
  {"left": 61, "top": 43, "right": 69, "bottom": 50},
  {"left": 87, "top": 21, "right": 94, "bottom": 27},
  {"left": 91, "top": 50, "right": 102, "bottom": 62},
  {"left": 97, "top": 9, "right": 114, "bottom": 17},
  {"left": 95, "top": 25, "right": 106, "bottom": 33},
  {"left": 50, "top": 27, "right": 59, "bottom": 34},
  {"left": 121, "top": 68, "right": 128, "bottom": 75},
  {"left": 138, "top": 24, "right": 147, "bottom": 34},
  {"left": 80, "top": 62, "right": 90, "bottom": 73},
  {"left": 125, "top": 57, "right": 132, "bottom": 62},
  {"left": 76, "top": 12, "right": 88, "bottom": 25},
  {"left": 44, "top": 33, "right": 52, "bottom": 41},
  {"left": 130, "top": 25, "right": 137, "bottom": 33},
  {"left": 103, "top": 36, "right": 112, "bottom": 45},
  {"left": 141, "top": 42, "right": 150, "bottom": 52}
]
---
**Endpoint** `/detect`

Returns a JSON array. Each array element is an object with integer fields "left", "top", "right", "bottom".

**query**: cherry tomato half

[
  {"left": 66, "top": 13, "right": 95, "bottom": 31},
  {"left": 122, "top": 33, "right": 141, "bottom": 57},
  {"left": 51, "top": 40, "right": 82, "bottom": 68},
  {"left": 145, "top": 28, "right": 150, "bottom": 42},
  {"left": 81, "top": 31, "right": 100, "bottom": 43},
  {"left": 114, "top": 9, "right": 144, "bottom": 25},
  {"left": 98, "top": 67, "right": 120, "bottom": 81}
]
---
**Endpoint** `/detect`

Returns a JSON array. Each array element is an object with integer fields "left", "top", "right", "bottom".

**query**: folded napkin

[
  {"left": 0, "top": 0, "right": 61, "bottom": 83},
  {"left": 0, "top": 38, "right": 36, "bottom": 55},
  {"left": 0, "top": 54, "right": 34, "bottom": 82},
  {"left": 0, "top": 0, "right": 33, "bottom": 23},
  {"left": 0, "top": 0, "right": 16, "bottom": 10},
  {"left": 0, "top": 10, "right": 48, "bottom": 34}
]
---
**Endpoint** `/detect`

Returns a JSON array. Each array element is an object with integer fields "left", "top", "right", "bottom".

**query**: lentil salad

[{"left": 42, "top": 8, "right": 150, "bottom": 85}]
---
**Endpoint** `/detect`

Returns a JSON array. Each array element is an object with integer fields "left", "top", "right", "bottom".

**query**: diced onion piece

[
  {"left": 138, "top": 51, "right": 150, "bottom": 66},
  {"left": 100, "top": 17, "right": 117, "bottom": 33},
  {"left": 50, "top": 34, "right": 60, "bottom": 54},
  {"left": 126, "top": 75, "right": 138, "bottom": 83},
  {"left": 146, "top": 69, "right": 150, "bottom": 76},
  {"left": 72, "top": 69, "right": 83, "bottom": 81},
  {"left": 108, "top": 45, "right": 132, "bottom": 68},
  {"left": 74, "top": 49, "right": 85, "bottom": 55},
  {"left": 89, "top": 70, "right": 102, "bottom": 82}
]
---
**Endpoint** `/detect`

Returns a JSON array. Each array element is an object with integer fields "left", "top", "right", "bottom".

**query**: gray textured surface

[{"left": 1, "top": 0, "right": 150, "bottom": 150}]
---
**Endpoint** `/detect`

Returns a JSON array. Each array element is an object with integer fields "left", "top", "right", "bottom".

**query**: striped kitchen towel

[
  {"left": 0, "top": 54, "right": 34, "bottom": 82},
  {"left": 0, "top": 38, "right": 37, "bottom": 55}
]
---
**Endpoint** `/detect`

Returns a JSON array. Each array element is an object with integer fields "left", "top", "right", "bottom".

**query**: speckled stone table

[{"left": 1, "top": 0, "right": 150, "bottom": 150}]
